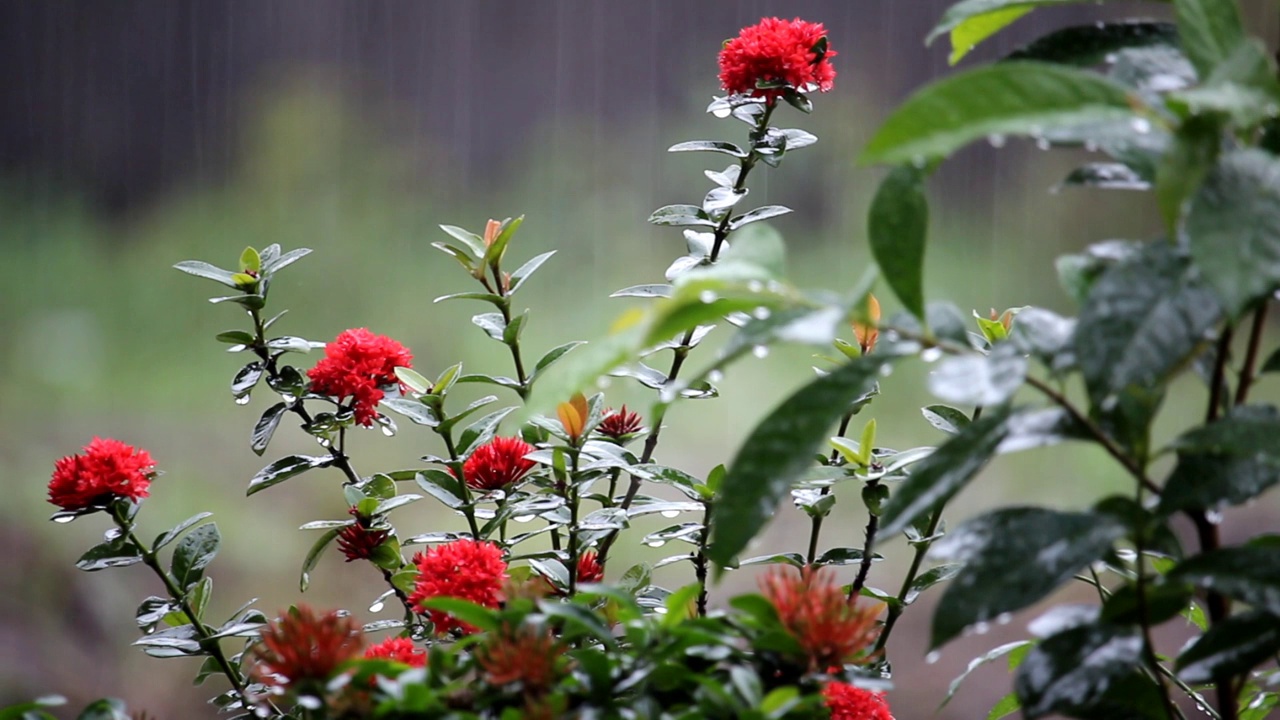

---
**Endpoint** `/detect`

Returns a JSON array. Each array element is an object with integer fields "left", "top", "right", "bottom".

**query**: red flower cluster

[
  {"left": 252, "top": 606, "right": 363, "bottom": 688},
  {"left": 598, "top": 406, "right": 643, "bottom": 441},
  {"left": 718, "top": 17, "right": 837, "bottom": 101},
  {"left": 824, "top": 682, "right": 893, "bottom": 720},
  {"left": 337, "top": 508, "right": 391, "bottom": 562},
  {"left": 760, "top": 567, "right": 881, "bottom": 671},
  {"left": 477, "top": 624, "right": 564, "bottom": 692},
  {"left": 408, "top": 539, "right": 507, "bottom": 635},
  {"left": 461, "top": 436, "right": 536, "bottom": 491},
  {"left": 48, "top": 437, "right": 157, "bottom": 511},
  {"left": 363, "top": 637, "right": 426, "bottom": 668},
  {"left": 577, "top": 551, "right": 604, "bottom": 584},
  {"left": 307, "top": 328, "right": 413, "bottom": 427}
]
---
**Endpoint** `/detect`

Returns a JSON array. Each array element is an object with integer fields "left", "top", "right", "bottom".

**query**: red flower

[
  {"left": 760, "top": 567, "right": 882, "bottom": 671},
  {"left": 307, "top": 328, "right": 413, "bottom": 427},
  {"left": 337, "top": 508, "right": 391, "bottom": 562},
  {"left": 363, "top": 637, "right": 426, "bottom": 668},
  {"left": 48, "top": 437, "right": 157, "bottom": 511},
  {"left": 598, "top": 406, "right": 643, "bottom": 441},
  {"left": 252, "top": 606, "right": 363, "bottom": 689},
  {"left": 408, "top": 539, "right": 507, "bottom": 635},
  {"left": 718, "top": 17, "right": 837, "bottom": 101},
  {"left": 824, "top": 682, "right": 893, "bottom": 720},
  {"left": 576, "top": 551, "right": 604, "bottom": 584},
  {"left": 476, "top": 624, "right": 564, "bottom": 692},
  {"left": 461, "top": 436, "right": 535, "bottom": 491}
]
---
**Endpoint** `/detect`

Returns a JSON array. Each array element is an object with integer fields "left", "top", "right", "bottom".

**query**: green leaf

[
  {"left": 1262, "top": 346, "right": 1280, "bottom": 374},
  {"left": 876, "top": 409, "right": 1010, "bottom": 541},
  {"left": 250, "top": 402, "right": 288, "bottom": 457},
  {"left": 860, "top": 62, "right": 1138, "bottom": 165},
  {"left": 922, "top": 404, "right": 971, "bottom": 434},
  {"left": 483, "top": 215, "right": 523, "bottom": 269},
  {"left": 1075, "top": 241, "right": 1221, "bottom": 404},
  {"left": 867, "top": 165, "right": 928, "bottom": 320},
  {"left": 1160, "top": 406, "right": 1280, "bottom": 514},
  {"left": 173, "top": 260, "right": 240, "bottom": 288},
  {"left": 930, "top": 508, "right": 1126, "bottom": 648},
  {"left": 531, "top": 341, "right": 585, "bottom": 379},
  {"left": 230, "top": 362, "right": 264, "bottom": 398},
  {"left": 948, "top": 7, "right": 1031, "bottom": 64},
  {"left": 152, "top": 512, "right": 214, "bottom": 551},
  {"left": 668, "top": 140, "right": 748, "bottom": 158},
  {"left": 215, "top": 330, "right": 255, "bottom": 345},
  {"left": 247, "top": 455, "right": 333, "bottom": 495},
  {"left": 171, "top": 523, "right": 220, "bottom": 590},
  {"left": 928, "top": 344, "right": 1028, "bottom": 407},
  {"left": 1006, "top": 21, "right": 1179, "bottom": 67},
  {"left": 1059, "top": 162, "right": 1150, "bottom": 191},
  {"left": 1168, "top": 546, "right": 1280, "bottom": 615},
  {"left": 928, "top": 0, "right": 1111, "bottom": 47},
  {"left": 299, "top": 528, "right": 341, "bottom": 592},
  {"left": 649, "top": 204, "right": 716, "bottom": 228},
  {"left": 416, "top": 597, "right": 499, "bottom": 632},
  {"left": 707, "top": 358, "right": 884, "bottom": 570},
  {"left": 75, "top": 538, "right": 144, "bottom": 571},
  {"left": 438, "top": 224, "right": 486, "bottom": 259},
  {"left": 0, "top": 696, "right": 66, "bottom": 720},
  {"left": 942, "top": 641, "right": 1033, "bottom": 709},
  {"left": 1013, "top": 623, "right": 1144, "bottom": 718},
  {"left": 727, "top": 205, "right": 792, "bottom": 231},
  {"left": 1173, "top": 0, "right": 1245, "bottom": 78},
  {"left": 508, "top": 250, "right": 556, "bottom": 294},
  {"left": 986, "top": 693, "right": 1020, "bottom": 720},
  {"left": 540, "top": 599, "right": 620, "bottom": 649},
  {"left": 1176, "top": 609, "right": 1280, "bottom": 683},
  {"left": 1187, "top": 149, "right": 1280, "bottom": 318},
  {"left": 1155, "top": 115, "right": 1221, "bottom": 232},
  {"left": 74, "top": 699, "right": 131, "bottom": 720},
  {"left": 906, "top": 563, "right": 963, "bottom": 604}
]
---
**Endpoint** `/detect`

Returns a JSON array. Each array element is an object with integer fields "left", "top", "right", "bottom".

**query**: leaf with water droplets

[
  {"left": 1167, "top": 546, "right": 1280, "bottom": 616},
  {"left": 247, "top": 455, "right": 333, "bottom": 496},
  {"left": 1006, "top": 21, "right": 1179, "bottom": 67},
  {"left": 1013, "top": 623, "right": 1146, "bottom": 718},
  {"left": 1176, "top": 609, "right": 1280, "bottom": 683},
  {"left": 1160, "top": 405, "right": 1280, "bottom": 514},
  {"left": 868, "top": 165, "right": 928, "bottom": 321}
]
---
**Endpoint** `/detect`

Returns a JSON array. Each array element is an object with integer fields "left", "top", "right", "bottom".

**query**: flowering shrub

[{"left": 14, "top": 3, "right": 1280, "bottom": 719}]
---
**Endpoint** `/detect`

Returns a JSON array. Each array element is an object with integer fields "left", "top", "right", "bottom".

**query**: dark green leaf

[
  {"left": 75, "top": 538, "right": 143, "bottom": 571},
  {"left": 868, "top": 165, "right": 928, "bottom": 320},
  {"left": 727, "top": 205, "right": 792, "bottom": 231},
  {"left": 1006, "top": 21, "right": 1179, "bottom": 67},
  {"left": 860, "top": 63, "right": 1138, "bottom": 165},
  {"left": 1160, "top": 406, "right": 1280, "bottom": 513},
  {"left": 931, "top": 508, "right": 1126, "bottom": 648},
  {"left": 1177, "top": 609, "right": 1280, "bottom": 683},
  {"left": 1013, "top": 623, "right": 1144, "bottom": 718},
  {"left": 250, "top": 402, "right": 288, "bottom": 456},
  {"left": 1156, "top": 115, "right": 1221, "bottom": 232},
  {"left": 649, "top": 204, "right": 716, "bottom": 228},
  {"left": 906, "top": 563, "right": 962, "bottom": 604},
  {"left": 1099, "top": 581, "right": 1193, "bottom": 625},
  {"left": 1187, "top": 149, "right": 1280, "bottom": 318},
  {"left": 708, "top": 359, "right": 884, "bottom": 569},
  {"left": 417, "top": 597, "right": 499, "bottom": 632},
  {"left": 171, "top": 523, "right": 219, "bottom": 590},
  {"left": 1173, "top": 0, "right": 1245, "bottom": 78},
  {"left": 152, "top": 512, "right": 214, "bottom": 551},
  {"left": 922, "top": 405, "right": 971, "bottom": 434},
  {"left": 247, "top": 455, "right": 332, "bottom": 495},
  {"left": 668, "top": 140, "right": 748, "bottom": 158},
  {"left": 539, "top": 599, "right": 619, "bottom": 650},
  {"left": 299, "top": 527, "right": 340, "bottom": 592},
  {"left": 1060, "top": 162, "right": 1151, "bottom": 191},
  {"left": 415, "top": 469, "right": 468, "bottom": 510},
  {"left": 215, "top": 330, "right": 255, "bottom": 345},
  {"left": 456, "top": 407, "right": 517, "bottom": 456},
  {"left": 531, "top": 341, "right": 586, "bottom": 378},
  {"left": 1261, "top": 346, "right": 1280, "bottom": 374},
  {"left": 1168, "top": 546, "right": 1280, "bottom": 615},
  {"left": 230, "top": 362, "right": 263, "bottom": 398},
  {"left": 74, "top": 698, "right": 131, "bottom": 720},
  {"left": 877, "top": 409, "right": 1011, "bottom": 540}
]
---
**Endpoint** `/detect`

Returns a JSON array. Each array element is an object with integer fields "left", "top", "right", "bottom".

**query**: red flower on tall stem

[
  {"left": 718, "top": 17, "right": 837, "bottom": 101},
  {"left": 252, "top": 606, "right": 363, "bottom": 689},
  {"left": 306, "top": 328, "right": 413, "bottom": 427},
  {"left": 461, "top": 436, "right": 536, "bottom": 491},
  {"left": 363, "top": 637, "right": 426, "bottom": 668},
  {"left": 48, "top": 437, "right": 157, "bottom": 511},
  {"left": 823, "top": 682, "right": 893, "bottom": 720},
  {"left": 760, "top": 566, "right": 882, "bottom": 671},
  {"left": 408, "top": 539, "right": 507, "bottom": 635}
]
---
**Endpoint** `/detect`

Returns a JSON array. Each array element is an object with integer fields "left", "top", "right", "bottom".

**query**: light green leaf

[{"left": 1173, "top": 0, "right": 1245, "bottom": 78}]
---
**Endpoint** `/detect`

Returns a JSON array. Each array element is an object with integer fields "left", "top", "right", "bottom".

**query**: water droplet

[
  {"left": 699, "top": 290, "right": 718, "bottom": 304},
  {"left": 53, "top": 514, "right": 76, "bottom": 524},
  {"left": 316, "top": 437, "right": 332, "bottom": 448},
  {"left": 660, "top": 509, "right": 682, "bottom": 519},
  {"left": 368, "top": 601, "right": 385, "bottom": 613},
  {"left": 996, "top": 612, "right": 1013, "bottom": 625},
  {"left": 752, "top": 345, "right": 770, "bottom": 358},
  {"left": 234, "top": 395, "right": 251, "bottom": 405},
  {"left": 646, "top": 540, "right": 666, "bottom": 548},
  {"left": 925, "top": 651, "right": 941, "bottom": 664},
  {"left": 973, "top": 621, "right": 991, "bottom": 635},
  {"left": 654, "top": 606, "right": 669, "bottom": 614},
  {"left": 752, "top": 306, "right": 772, "bottom": 320},
  {"left": 987, "top": 134, "right": 1007, "bottom": 148},
  {"left": 380, "top": 425, "right": 395, "bottom": 437},
  {"left": 280, "top": 393, "right": 297, "bottom": 404},
  {"left": 1104, "top": 52, "right": 1118, "bottom": 64},
  {"left": 596, "top": 377, "right": 612, "bottom": 390},
  {"left": 658, "top": 387, "right": 678, "bottom": 404},
  {"left": 1130, "top": 117, "right": 1152, "bottom": 134},
  {"left": 707, "top": 369, "right": 725, "bottom": 383},
  {"left": 513, "top": 515, "right": 535, "bottom": 524},
  {"left": 1035, "top": 137, "right": 1051, "bottom": 151},
  {"left": 911, "top": 155, "right": 927, "bottom": 169},
  {"left": 1084, "top": 140, "right": 1099, "bottom": 153},
  {"left": 747, "top": 280, "right": 764, "bottom": 292},
  {"left": 920, "top": 347, "right": 943, "bottom": 363},
  {"left": 1205, "top": 510, "right": 1223, "bottom": 525}
]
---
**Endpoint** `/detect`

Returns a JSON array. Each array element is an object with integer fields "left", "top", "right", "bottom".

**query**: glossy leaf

[
  {"left": 508, "top": 250, "right": 556, "bottom": 294},
  {"left": 868, "top": 165, "right": 928, "bottom": 320},
  {"left": 173, "top": 260, "right": 239, "bottom": 288},
  {"left": 230, "top": 362, "right": 263, "bottom": 397},
  {"left": 1160, "top": 405, "right": 1280, "bottom": 514},
  {"left": 1013, "top": 623, "right": 1144, "bottom": 718},
  {"left": 727, "top": 205, "right": 792, "bottom": 231},
  {"left": 152, "top": 512, "right": 214, "bottom": 551},
  {"left": 299, "top": 528, "right": 341, "bottom": 592},
  {"left": 928, "top": 344, "right": 1028, "bottom": 407},
  {"left": 1187, "top": 149, "right": 1280, "bottom": 318},
  {"left": 877, "top": 409, "right": 1010, "bottom": 540},
  {"left": 1168, "top": 546, "right": 1280, "bottom": 615},
  {"left": 942, "top": 640, "right": 1033, "bottom": 709},
  {"left": 171, "top": 523, "right": 220, "bottom": 590},
  {"left": 1007, "top": 21, "right": 1179, "bottom": 67},
  {"left": 1173, "top": 0, "right": 1245, "bottom": 78},
  {"left": 1177, "top": 609, "right": 1280, "bottom": 683},
  {"left": 246, "top": 455, "right": 333, "bottom": 495},
  {"left": 1060, "top": 162, "right": 1150, "bottom": 191},
  {"left": 75, "top": 539, "right": 143, "bottom": 571},
  {"left": 668, "top": 140, "right": 748, "bottom": 158},
  {"left": 860, "top": 63, "right": 1138, "bottom": 165},
  {"left": 708, "top": 358, "right": 884, "bottom": 569},
  {"left": 922, "top": 404, "right": 970, "bottom": 434},
  {"left": 250, "top": 402, "right": 288, "bottom": 456},
  {"left": 930, "top": 507, "right": 1126, "bottom": 647}
]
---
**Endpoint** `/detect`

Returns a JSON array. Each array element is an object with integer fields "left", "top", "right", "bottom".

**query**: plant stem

[
  {"left": 1133, "top": 486, "right": 1180, "bottom": 719},
  {"left": 1206, "top": 325, "right": 1234, "bottom": 423},
  {"left": 873, "top": 504, "right": 943, "bottom": 654},
  {"left": 694, "top": 500, "right": 713, "bottom": 617},
  {"left": 439, "top": 431, "right": 482, "bottom": 539},
  {"left": 807, "top": 412, "right": 855, "bottom": 566},
  {"left": 1234, "top": 302, "right": 1268, "bottom": 406},
  {"left": 117, "top": 514, "right": 248, "bottom": 706},
  {"left": 566, "top": 449, "right": 581, "bottom": 595},
  {"left": 493, "top": 282, "right": 530, "bottom": 399},
  {"left": 848, "top": 509, "right": 878, "bottom": 602}
]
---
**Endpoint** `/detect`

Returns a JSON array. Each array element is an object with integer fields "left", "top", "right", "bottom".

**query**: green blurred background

[{"left": 2, "top": 2, "right": 1277, "bottom": 717}]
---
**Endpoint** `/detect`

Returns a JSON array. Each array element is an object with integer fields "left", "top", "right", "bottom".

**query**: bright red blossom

[
  {"left": 307, "top": 328, "right": 413, "bottom": 427},
  {"left": 598, "top": 406, "right": 643, "bottom": 440},
  {"left": 577, "top": 551, "right": 604, "bottom": 584},
  {"left": 462, "top": 436, "right": 536, "bottom": 491},
  {"left": 408, "top": 539, "right": 507, "bottom": 635},
  {"left": 252, "top": 606, "right": 363, "bottom": 688},
  {"left": 337, "top": 508, "right": 391, "bottom": 562},
  {"left": 824, "top": 682, "right": 893, "bottom": 720},
  {"left": 718, "top": 17, "right": 837, "bottom": 101},
  {"left": 760, "top": 567, "right": 882, "bottom": 671},
  {"left": 48, "top": 437, "right": 156, "bottom": 511},
  {"left": 362, "top": 637, "right": 426, "bottom": 667}
]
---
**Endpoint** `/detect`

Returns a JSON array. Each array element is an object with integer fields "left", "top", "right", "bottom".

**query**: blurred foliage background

[{"left": 2, "top": 2, "right": 1277, "bottom": 717}]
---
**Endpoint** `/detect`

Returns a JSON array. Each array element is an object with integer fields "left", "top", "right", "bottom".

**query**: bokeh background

[{"left": 2, "top": 2, "right": 1278, "bottom": 717}]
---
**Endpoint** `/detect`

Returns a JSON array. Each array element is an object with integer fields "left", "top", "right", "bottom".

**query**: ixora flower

[
  {"left": 476, "top": 623, "right": 564, "bottom": 692},
  {"left": 718, "top": 17, "right": 837, "bottom": 101},
  {"left": 252, "top": 606, "right": 364, "bottom": 689},
  {"left": 363, "top": 637, "right": 426, "bottom": 668},
  {"left": 48, "top": 437, "right": 157, "bottom": 511},
  {"left": 306, "top": 328, "right": 413, "bottom": 427},
  {"left": 461, "top": 436, "right": 536, "bottom": 491},
  {"left": 408, "top": 539, "right": 507, "bottom": 635},
  {"left": 337, "top": 507, "right": 391, "bottom": 562},
  {"left": 760, "top": 566, "right": 882, "bottom": 671},
  {"left": 824, "top": 682, "right": 894, "bottom": 720},
  {"left": 598, "top": 405, "right": 643, "bottom": 441},
  {"left": 576, "top": 550, "right": 604, "bottom": 584}
]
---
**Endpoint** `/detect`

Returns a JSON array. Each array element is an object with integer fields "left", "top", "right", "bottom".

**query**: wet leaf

[
  {"left": 1160, "top": 405, "right": 1280, "bottom": 514},
  {"left": 928, "top": 344, "right": 1027, "bottom": 407},
  {"left": 668, "top": 140, "right": 748, "bottom": 158},
  {"left": 75, "top": 538, "right": 143, "bottom": 571},
  {"left": 1172, "top": 0, "right": 1245, "bottom": 78},
  {"left": 173, "top": 260, "right": 239, "bottom": 288},
  {"left": 1178, "top": 609, "right": 1280, "bottom": 683},
  {"left": 171, "top": 523, "right": 220, "bottom": 590},
  {"left": 868, "top": 165, "right": 928, "bottom": 320},
  {"left": 922, "top": 404, "right": 971, "bottom": 434},
  {"left": 250, "top": 402, "right": 288, "bottom": 456},
  {"left": 1013, "top": 623, "right": 1144, "bottom": 718},
  {"left": 247, "top": 455, "right": 333, "bottom": 495},
  {"left": 1168, "top": 546, "right": 1280, "bottom": 615},
  {"left": 300, "top": 528, "right": 341, "bottom": 592},
  {"left": 1006, "top": 21, "right": 1179, "bottom": 67}
]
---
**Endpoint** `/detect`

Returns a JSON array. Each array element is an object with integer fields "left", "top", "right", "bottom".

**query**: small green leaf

[
  {"left": 438, "top": 225, "right": 486, "bottom": 259},
  {"left": 215, "top": 330, "right": 255, "bottom": 345},
  {"left": 152, "top": 512, "right": 215, "bottom": 551},
  {"left": 75, "top": 538, "right": 144, "bottom": 571},
  {"left": 860, "top": 63, "right": 1138, "bottom": 165},
  {"left": 922, "top": 404, "right": 971, "bottom": 434},
  {"left": 930, "top": 507, "right": 1126, "bottom": 648},
  {"left": 948, "top": 7, "right": 1031, "bottom": 64},
  {"left": 395, "top": 367, "right": 432, "bottom": 394},
  {"left": 668, "top": 140, "right": 748, "bottom": 158},
  {"left": 708, "top": 358, "right": 884, "bottom": 570},
  {"left": 942, "top": 641, "right": 1033, "bottom": 709},
  {"left": 247, "top": 455, "right": 333, "bottom": 495},
  {"left": 1168, "top": 546, "right": 1280, "bottom": 615},
  {"left": 1173, "top": 0, "right": 1245, "bottom": 78},
  {"left": 986, "top": 693, "right": 1020, "bottom": 720},
  {"left": 171, "top": 523, "right": 220, "bottom": 590},
  {"left": 231, "top": 362, "right": 264, "bottom": 398},
  {"left": 868, "top": 165, "right": 928, "bottom": 320},
  {"left": 238, "top": 246, "right": 260, "bottom": 273},
  {"left": 1013, "top": 623, "right": 1144, "bottom": 718},
  {"left": 173, "top": 260, "right": 240, "bottom": 288},
  {"left": 508, "top": 250, "right": 556, "bottom": 294},
  {"left": 299, "top": 528, "right": 341, "bottom": 592},
  {"left": 417, "top": 597, "right": 499, "bottom": 633},
  {"left": 484, "top": 215, "right": 523, "bottom": 269},
  {"left": 250, "top": 402, "right": 288, "bottom": 457},
  {"left": 1155, "top": 115, "right": 1220, "bottom": 232}
]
